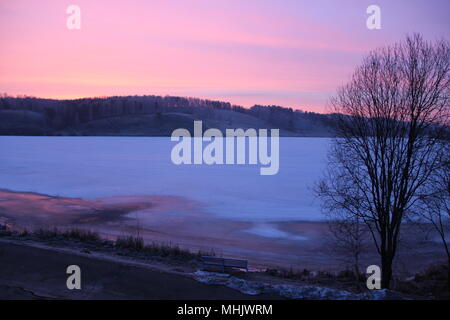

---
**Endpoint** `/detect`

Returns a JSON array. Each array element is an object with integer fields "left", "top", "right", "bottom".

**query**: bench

[{"left": 201, "top": 256, "right": 248, "bottom": 272}]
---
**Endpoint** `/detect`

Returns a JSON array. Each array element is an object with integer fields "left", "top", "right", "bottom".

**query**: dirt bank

[{"left": 0, "top": 240, "right": 283, "bottom": 300}]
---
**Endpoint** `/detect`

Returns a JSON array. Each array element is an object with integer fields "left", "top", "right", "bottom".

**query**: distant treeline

[{"left": 0, "top": 95, "right": 335, "bottom": 136}]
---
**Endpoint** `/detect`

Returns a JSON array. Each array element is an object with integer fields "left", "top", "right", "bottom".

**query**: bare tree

[
  {"left": 318, "top": 34, "right": 449, "bottom": 289},
  {"left": 325, "top": 212, "right": 368, "bottom": 281},
  {"left": 417, "top": 144, "right": 450, "bottom": 283}
]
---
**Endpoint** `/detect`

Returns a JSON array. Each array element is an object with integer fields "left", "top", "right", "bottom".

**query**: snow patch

[{"left": 193, "top": 271, "right": 404, "bottom": 300}]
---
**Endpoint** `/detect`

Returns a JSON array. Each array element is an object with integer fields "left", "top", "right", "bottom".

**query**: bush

[
  {"left": 115, "top": 236, "right": 215, "bottom": 260},
  {"left": 394, "top": 264, "right": 450, "bottom": 299},
  {"left": 33, "top": 228, "right": 59, "bottom": 239},
  {"left": 62, "top": 228, "right": 101, "bottom": 242},
  {"left": 116, "top": 235, "right": 144, "bottom": 251},
  {"left": 31, "top": 227, "right": 101, "bottom": 242}
]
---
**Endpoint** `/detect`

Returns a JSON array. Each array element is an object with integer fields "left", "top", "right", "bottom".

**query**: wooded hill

[{"left": 0, "top": 95, "right": 335, "bottom": 137}]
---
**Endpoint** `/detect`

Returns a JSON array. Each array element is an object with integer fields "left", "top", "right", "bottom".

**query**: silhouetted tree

[
  {"left": 417, "top": 141, "right": 450, "bottom": 284},
  {"left": 317, "top": 34, "right": 449, "bottom": 288}
]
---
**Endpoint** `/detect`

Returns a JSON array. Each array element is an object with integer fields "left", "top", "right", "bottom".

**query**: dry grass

[
  {"left": 115, "top": 235, "right": 215, "bottom": 259},
  {"left": 0, "top": 224, "right": 214, "bottom": 261}
]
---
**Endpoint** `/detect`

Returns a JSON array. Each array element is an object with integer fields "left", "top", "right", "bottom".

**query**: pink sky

[{"left": 0, "top": 0, "right": 448, "bottom": 112}]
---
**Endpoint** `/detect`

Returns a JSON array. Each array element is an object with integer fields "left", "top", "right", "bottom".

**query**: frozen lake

[
  {"left": 0, "top": 136, "right": 330, "bottom": 222},
  {"left": 1, "top": 136, "right": 442, "bottom": 270}
]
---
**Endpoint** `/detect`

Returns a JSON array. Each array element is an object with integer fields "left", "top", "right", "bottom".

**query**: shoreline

[
  {"left": 0, "top": 188, "right": 446, "bottom": 274},
  {"left": 1, "top": 224, "right": 448, "bottom": 299},
  {"left": 0, "top": 188, "right": 331, "bottom": 270}
]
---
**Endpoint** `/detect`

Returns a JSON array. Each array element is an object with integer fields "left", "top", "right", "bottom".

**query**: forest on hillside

[{"left": 0, "top": 95, "right": 335, "bottom": 136}]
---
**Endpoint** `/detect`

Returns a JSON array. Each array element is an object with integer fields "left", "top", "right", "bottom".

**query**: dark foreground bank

[
  {"left": 0, "top": 240, "right": 284, "bottom": 300},
  {"left": 0, "top": 226, "right": 448, "bottom": 300}
]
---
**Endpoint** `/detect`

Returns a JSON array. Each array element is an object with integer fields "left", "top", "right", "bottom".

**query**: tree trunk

[
  {"left": 354, "top": 252, "right": 360, "bottom": 282},
  {"left": 447, "top": 255, "right": 450, "bottom": 288},
  {"left": 381, "top": 253, "right": 393, "bottom": 289}
]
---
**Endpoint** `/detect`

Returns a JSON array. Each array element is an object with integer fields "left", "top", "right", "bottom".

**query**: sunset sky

[{"left": 1, "top": 0, "right": 449, "bottom": 112}]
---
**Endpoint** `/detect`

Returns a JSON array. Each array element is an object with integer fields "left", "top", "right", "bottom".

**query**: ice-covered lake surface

[
  {"left": 0, "top": 136, "right": 444, "bottom": 270},
  {"left": 0, "top": 136, "right": 330, "bottom": 222}
]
